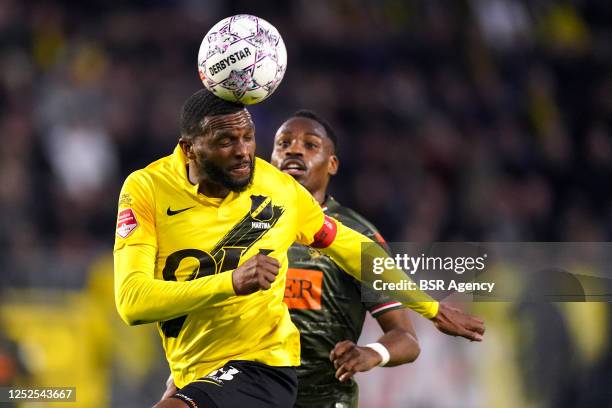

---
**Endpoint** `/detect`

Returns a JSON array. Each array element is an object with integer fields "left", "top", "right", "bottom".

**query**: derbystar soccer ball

[{"left": 198, "top": 14, "right": 287, "bottom": 105}]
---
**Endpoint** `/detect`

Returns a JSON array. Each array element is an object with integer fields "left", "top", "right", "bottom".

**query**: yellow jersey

[{"left": 113, "top": 145, "right": 437, "bottom": 388}]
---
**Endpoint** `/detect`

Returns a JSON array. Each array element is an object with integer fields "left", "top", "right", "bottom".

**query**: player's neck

[
  {"left": 312, "top": 189, "right": 326, "bottom": 205},
  {"left": 311, "top": 179, "right": 331, "bottom": 205}
]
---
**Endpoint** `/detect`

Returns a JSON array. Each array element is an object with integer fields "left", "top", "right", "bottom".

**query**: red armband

[
  {"left": 311, "top": 215, "right": 337, "bottom": 248},
  {"left": 373, "top": 231, "right": 386, "bottom": 245}
]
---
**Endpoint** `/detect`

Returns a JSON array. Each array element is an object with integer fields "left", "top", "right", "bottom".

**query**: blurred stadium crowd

[{"left": 0, "top": 0, "right": 611, "bottom": 407}]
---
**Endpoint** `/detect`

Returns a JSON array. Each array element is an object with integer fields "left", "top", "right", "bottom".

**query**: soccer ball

[{"left": 198, "top": 14, "right": 287, "bottom": 105}]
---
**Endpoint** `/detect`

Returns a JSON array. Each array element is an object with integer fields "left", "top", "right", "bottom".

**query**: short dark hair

[
  {"left": 180, "top": 89, "right": 245, "bottom": 138},
  {"left": 291, "top": 109, "right": 338, "bottom": 151}
]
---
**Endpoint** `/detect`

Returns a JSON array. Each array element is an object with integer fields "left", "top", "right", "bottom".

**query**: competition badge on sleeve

[{"left": 116, "top": 208, "right": 139, "bottom": 238}]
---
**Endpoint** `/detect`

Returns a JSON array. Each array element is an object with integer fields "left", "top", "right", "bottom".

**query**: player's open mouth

[
  {"left": 229, "top": 161, "right": 251, "bottom": 177},
  {"left": 281, "top": 159, "right": 307, "bottom": 176}
]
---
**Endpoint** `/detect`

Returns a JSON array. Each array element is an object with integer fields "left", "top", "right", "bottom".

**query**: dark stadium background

[{"left": 0, "top": 0, "right": 611, "bottom": 407}]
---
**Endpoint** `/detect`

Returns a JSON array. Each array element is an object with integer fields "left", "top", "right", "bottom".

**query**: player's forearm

[
  {"left": 377, "top": 329, "right": 420, "bottom": 366},
  {"left": 114, "top": 245, "right": 235, "bottom": 325},
  {"left": 319, "top": 220, "right": 439, "bottom": 318},
  {"left": 115, "top": 271, "right": 235, "bottom": 325}
]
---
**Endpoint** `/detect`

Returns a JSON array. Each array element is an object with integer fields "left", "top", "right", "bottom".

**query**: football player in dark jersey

[{"left": 271, "top": 110, "right": 421, "bottom": 407}]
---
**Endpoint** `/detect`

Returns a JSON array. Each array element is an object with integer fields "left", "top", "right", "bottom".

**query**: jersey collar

[
  {"left": 171, "top": 144, "right": 201, "bottom": 197},
  {"left": 322, "top": 195, "right": 340, "bottom": 213}
]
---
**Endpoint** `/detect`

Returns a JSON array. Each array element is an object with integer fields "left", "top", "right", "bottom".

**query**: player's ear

[
  {"left": 179, "top": 137, "right": 195, "bottom": 160},
  {"left": 328, "top": 155, "right": 339, "bottom": 176}
]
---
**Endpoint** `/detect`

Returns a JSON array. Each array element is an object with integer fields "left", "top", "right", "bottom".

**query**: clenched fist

[{"left": 232, "top": 254, "right": 280, "bottom": 295}]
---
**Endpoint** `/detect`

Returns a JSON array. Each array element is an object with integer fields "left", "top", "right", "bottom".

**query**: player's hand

[
  {"left": 160, "top": 374, "right": 177, "bottom": 401},
  {"left": 232, "top": 253, "right": 280, "bottom": 295},
  {"left": 330, "top": 340, "right": 382, "bottom": 382},
  {"left": 430, "top": 302, "right": 485, "bottom": 341}
]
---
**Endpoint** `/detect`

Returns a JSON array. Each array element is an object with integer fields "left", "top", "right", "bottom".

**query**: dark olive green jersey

[{"left": 283, "top": 197, "right": 403, "bottom": 408}]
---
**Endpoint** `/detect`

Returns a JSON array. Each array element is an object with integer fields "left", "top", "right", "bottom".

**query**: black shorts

[{"left": 171, "top": 360, "right": 297, "bottom": 408}]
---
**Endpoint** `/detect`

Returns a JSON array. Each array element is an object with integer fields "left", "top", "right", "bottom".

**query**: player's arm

[
  {"left": 293, "top": 182, "right": 485, "bottom": 340},
  {"left": 114, "top": 173, "right": 279, "bottom": 325},
  {"left": 116, "top": 247, "right": 278, "bottom": 325},
  {"left": 330, "top": 309, "right": 419, "bottom": 382},
  {"left": 115, "top": 244, "right": 236, "bottom": 325},
  {"left": 297, "top": 208, "right": 438, "bottom": 317},
  {"left": 318, "top": 219, "right": 484, "bottom": 340}
]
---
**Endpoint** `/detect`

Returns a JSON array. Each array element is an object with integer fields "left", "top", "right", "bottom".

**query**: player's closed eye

[{"left": 217, "top": 138, "right": 233, "bottom": 147}]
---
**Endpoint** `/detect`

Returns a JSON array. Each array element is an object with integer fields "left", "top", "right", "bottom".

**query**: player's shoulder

[
  {"left": 326, "top": 197, "right": 381, "bottom": 238},
  {"left": 123, "top": 167, "right": 153, "bottom": 188},
  {"left": 143, "top": 152, "right": 175, "bottom": 179},
  {"left": 253, "top": 157, "right": 301, "bottom": 193},
  {"left": 254, "top": 157, "right": 290, "bottom": 180},
  {"left": 122, "top": 153, "right": 175, "bottom": 193},
  {"left": 126, "top": 155, "right": 172, "bottom": 183}
]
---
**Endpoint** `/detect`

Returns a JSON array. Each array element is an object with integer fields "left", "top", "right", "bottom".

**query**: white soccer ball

[{"left": 198, "top": 14, "right": 287, "bottom": 105}]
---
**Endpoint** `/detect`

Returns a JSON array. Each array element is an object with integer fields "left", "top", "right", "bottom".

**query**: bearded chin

[{"left": 200, "top": 159, "right": 254, "bottom": 193}]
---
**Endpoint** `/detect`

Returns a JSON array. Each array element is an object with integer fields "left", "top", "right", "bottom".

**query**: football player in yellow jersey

[{"left": 114, "top": 89, "right": 484, "bottom": 408}]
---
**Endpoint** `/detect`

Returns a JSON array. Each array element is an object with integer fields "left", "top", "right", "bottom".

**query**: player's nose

[
  {"left": 233, "top": 138, "right": 250, "bottom": 157},
  {"left": 286, "top": 140, "right": 304, "bottom": 156}
]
